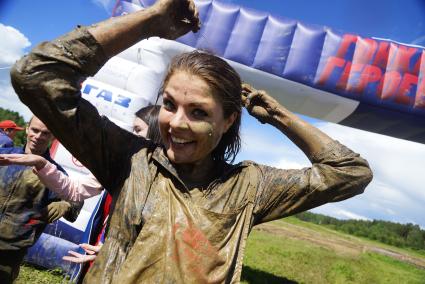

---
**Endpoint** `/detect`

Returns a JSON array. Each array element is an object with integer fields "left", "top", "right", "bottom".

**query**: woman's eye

[
  {"left": 193, "top": 109, "right": 208, "bottom": 118},
  {"left": 163, "top": 99, "right": 175, "bottom": 111}
]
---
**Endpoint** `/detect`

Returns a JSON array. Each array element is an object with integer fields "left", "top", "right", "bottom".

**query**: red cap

[{"left": 0, "top": 120, "right": 24, "bottom": 131}]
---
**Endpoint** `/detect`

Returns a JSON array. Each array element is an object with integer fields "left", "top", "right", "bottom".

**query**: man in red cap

[{"left": 0, "top": 120, "right": 24, "bottom": 148}]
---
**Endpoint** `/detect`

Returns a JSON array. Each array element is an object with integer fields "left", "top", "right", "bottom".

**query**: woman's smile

[{"left": 159, "top": 71, "right": 235, "bottom": 165}]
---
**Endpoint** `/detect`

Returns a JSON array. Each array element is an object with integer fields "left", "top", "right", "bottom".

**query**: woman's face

[
  {"left": 133, "top": 117, "right": 149, "bottom": 137},
  {"left": 159, "top": 71, "right": 236, "bottom": 164}
]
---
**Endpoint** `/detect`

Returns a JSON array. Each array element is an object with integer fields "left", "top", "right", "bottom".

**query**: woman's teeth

[{"left": 171, "top": 136, "right": 192, "bottom": 144}]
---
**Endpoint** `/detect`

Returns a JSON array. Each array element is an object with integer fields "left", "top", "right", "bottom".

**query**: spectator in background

[
  {"left": 0, "top": 116, "right": 81, "bottom": 283},
  {"left": 133, "top": 105, "right": 162, "bottom": 142},
  {"left": 0, "top": 120, "right": 24, "bottom": 147}
]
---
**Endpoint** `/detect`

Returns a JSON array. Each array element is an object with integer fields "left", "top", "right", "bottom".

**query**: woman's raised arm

[
  {"left": 242, "top": 84, "right": 373, "bottom": 224},
  {"left": 10, "top": 0, "right": 199, "bottom": 192}
]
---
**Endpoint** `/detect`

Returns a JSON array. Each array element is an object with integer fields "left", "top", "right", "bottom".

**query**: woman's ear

[{"left": 224, "top": 112, "right": 238, "bottom": 133}]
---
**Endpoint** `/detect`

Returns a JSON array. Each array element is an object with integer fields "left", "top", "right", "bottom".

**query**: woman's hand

[
  {"left": 0, "top": 153, "right": 47, "bottom": 170},
  {"left": 242, "top": 83, "right": 335, "bottom": 157},
  {"left": 154, "top": 0, "right": 200, "bottom": 39},
  {"left": 241, "top": 83, "right": 285, "bottom": 126},
  {"left": 62, "top": 243, "right": 103, "bottom": 264},
  {"left": 90, "top": 0, "right": 200, "bottom": 57}
]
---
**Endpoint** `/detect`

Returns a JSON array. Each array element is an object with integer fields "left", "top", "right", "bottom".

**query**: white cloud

[
  {"left": 273, "top": 158, "right": 306, "bottom": 170},
  {"left": 313, "top": 122, "right": 425, "bottom": 227},
  {"left": 0, "top": 81, "right": 32, "bottom": 120},
  {"left": 91, "top": 0, "right": 115, "bottom": 12},
  {"left": 317, "top": 122, "right": 425, "bottom": 203},
  {"left": 333, "top": 209, "right": 370, "bottom": 221},
  {"left": 0, "top": 24, "right": 32, "bottom": 120},
  {"left": 238, "top": 113, "right": 310, "bottom": 165},
  {"left": 0, "top": 23, "right": 30, "bottom": 66}
]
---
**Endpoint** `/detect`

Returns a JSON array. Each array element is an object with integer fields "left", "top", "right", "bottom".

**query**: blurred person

[
  {"left": 0, "top": 105, "right": 161, "bottom": 203},
  {"left": 0, "top": 105, "right": 161, "bottom": 274},
  {"left": 0, "top": 116, "right": 81, "bottom": 283},
  {"left": 0, "top": 120, "right": 24, "bottom": 147}
]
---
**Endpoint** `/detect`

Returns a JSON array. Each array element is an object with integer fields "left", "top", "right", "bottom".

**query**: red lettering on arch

[
  {"left": 395, "top": 73, "right": 417, "bottom": 106},
  {"left": 379, "top": 71, "right": 402, "bottom": 100},
  {"left": 415, "top": 79, "right": 425, "bottom": 109},
  {"left": 414, "top": 52, "right": 425, "bottom": 109},
  {"left": 336, "top": 61, "right": 351, "bottom": 89},
  {"left": 354, "top": 64, "right": 382, "bottom": 93},
  {"left": 336, "top": 34, "right": 358, "bottom": 58},
  {"left": 317, "top": 57, "right": 346, "bottom": 85},
  {"left": 372, "top": 41, "right": 390, "bottom": 69},
  {"left": 353, "top": 38, "right": 378, "bottom": 65},
  {"left": 390, "top": 45, "right": 418, "bottom": 73},
  {"left": 346, "top": 63, "right": 366, "bottom": 93}
]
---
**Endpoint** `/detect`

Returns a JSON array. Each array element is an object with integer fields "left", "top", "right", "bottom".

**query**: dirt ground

[{"left": 254, "top": 221, "right": 425, "bottom": 269}]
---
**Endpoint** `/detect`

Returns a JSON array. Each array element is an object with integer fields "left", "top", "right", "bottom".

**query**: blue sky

[{"left": 1, "top": 0, "right": 425, "bottom": 228}]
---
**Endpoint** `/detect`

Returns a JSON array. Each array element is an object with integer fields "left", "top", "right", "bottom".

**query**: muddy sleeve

[
  {"left": 252, "top": 141, "right": 373, "bottom": 225},
  {"left": 10, "top": 27, "right": 144, "bottom": 192}
]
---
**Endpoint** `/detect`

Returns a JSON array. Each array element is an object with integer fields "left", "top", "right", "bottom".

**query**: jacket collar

[{"left": 150, "top": 146, "right": 248, "bottom": 192}]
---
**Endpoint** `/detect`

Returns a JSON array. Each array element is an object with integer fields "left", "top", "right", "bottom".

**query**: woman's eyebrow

[
  {"left": 162, "top": 91, "right": 174, "bottom": 100},
  {"left": 188, "top": 101, "right": 210, "bottom": 108}
]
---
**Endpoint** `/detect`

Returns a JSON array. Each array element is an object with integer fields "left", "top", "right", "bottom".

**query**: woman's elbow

[
  {"left": 355, "top": 163, "right": 374, "bottom": 190},
  {"left": 10, "top": 57, "right": 32, "bottom": 99}
]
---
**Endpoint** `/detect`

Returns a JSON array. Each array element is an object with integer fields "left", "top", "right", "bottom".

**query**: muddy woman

[{"left": 11, "top": 0, "right": 372, "bottom": 282}]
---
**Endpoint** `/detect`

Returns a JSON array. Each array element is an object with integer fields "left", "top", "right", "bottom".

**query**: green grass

[
  {"left": 15, "top": 264, "right": 65, "bottom": 284},
  {"left": 16, "top": 217, "right": 425, "bottom": 284},
  {"left": 241, "top": 218, "right": 425, "bottom": 284}
]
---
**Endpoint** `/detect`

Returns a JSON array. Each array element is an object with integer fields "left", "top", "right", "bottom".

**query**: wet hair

[
  {"left": 162, "top": 50, "right": 242, "bottom": 163},
  {"left": 135, "top": 105, "right": 162, "bottom": 144}
]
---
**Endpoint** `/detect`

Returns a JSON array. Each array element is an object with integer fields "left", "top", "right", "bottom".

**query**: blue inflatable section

[{"left": 113, "top": 0, "right": 425, "bottom": 143}]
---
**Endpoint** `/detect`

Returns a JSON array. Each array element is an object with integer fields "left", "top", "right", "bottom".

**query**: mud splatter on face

[{"left": 159, "top": 71, "right": 234, "bottom": 165}]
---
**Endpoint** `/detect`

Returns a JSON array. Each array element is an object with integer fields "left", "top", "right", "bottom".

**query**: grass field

[{"left": 16, "top": 217, "right": 425, "bottom": 283}]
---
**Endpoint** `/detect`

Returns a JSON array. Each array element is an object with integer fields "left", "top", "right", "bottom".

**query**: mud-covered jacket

[
  {"left": 0, "top": 146, "right": 80, "bottom": 251},
  {"left": 0, "top": 130, "right": 13, "bottom": 148},
  {"left": 11, "top": 27, "right": 373, "bottom": 283}
]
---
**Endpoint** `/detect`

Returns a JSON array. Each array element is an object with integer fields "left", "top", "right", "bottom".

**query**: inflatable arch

[
  {"left": 25, "top": 0, "right": 425, "bottom": 281},
  {"left": 111, "top": 0, "right": 425, "bottom": 144}
]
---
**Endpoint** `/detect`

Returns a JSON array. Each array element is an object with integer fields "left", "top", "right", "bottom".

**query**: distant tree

[
  {"left": 406, "top": 226, "right": 424, "bottom": 249},
  {"left": 0, "top": 107, "right": 27, "bottom": 146},
  {"left": 295, "top": 212, "right": 425, "bottom": 251}
]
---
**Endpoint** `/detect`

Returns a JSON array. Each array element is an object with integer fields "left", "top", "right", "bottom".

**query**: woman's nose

[{"left": 169, "top": 110, "right": 190, "bottom": 131}]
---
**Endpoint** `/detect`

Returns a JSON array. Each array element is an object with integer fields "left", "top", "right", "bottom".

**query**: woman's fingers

[
  {"left": 63, "top": 255, "right": 96, "bottom": 263},
  {"left": 188, "top": 0, "right": 200, "bottom": 32},
  {"left": 80, "top": 243, "right": 102, "bottom": 254},
  {"left": 67, "top": 250, "right": 83, "bottom": 258},
  {"left": 241, "top": 83, "right": 281, "bottom": 124},
  {"left": 0, "top": 154, "right": 30, "bottom": 165},
  {"left": 0, "top": 154, "right": 21, "bottom": 162},
  {"left": 63, "top": 250, "right": 97, "bottom": 263}
]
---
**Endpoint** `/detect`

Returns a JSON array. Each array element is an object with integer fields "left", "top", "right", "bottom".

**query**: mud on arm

[
  {"left": 241, "top": 84, "right": 373, "bottom": 224},
  {"left": 10, "top": 1, "right": 199, "bottom": 192},
  {"left": 252, "top": 142, "right": 373, "bottom": 225},
  {"left": 10, "top": 28, "right": 138, "bottom": 192}
]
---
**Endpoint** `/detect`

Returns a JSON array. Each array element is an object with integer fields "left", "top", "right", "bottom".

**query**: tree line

[
  {"left": 0, "top": 107, "right": 27, "bottom": 146},
  {"left": 295, "top": 211, "right": 425, "bottom": 251}
]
